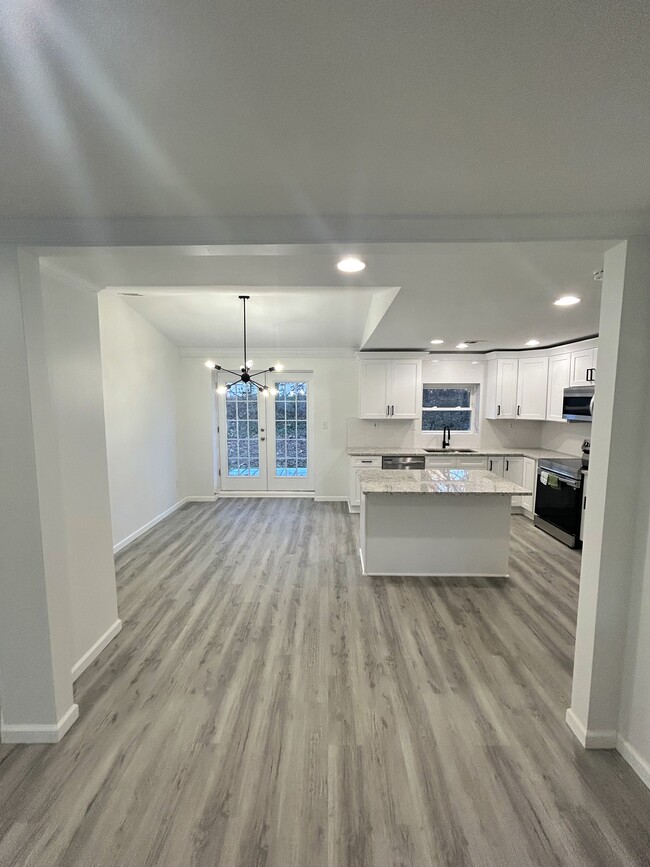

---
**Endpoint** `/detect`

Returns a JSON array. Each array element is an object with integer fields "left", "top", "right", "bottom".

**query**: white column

[
  {"left": 567, "top": 238, "right": 650, "bottom": 746},
  {"left": 0, "top": 247, "right": 77, "bottom": 742}
]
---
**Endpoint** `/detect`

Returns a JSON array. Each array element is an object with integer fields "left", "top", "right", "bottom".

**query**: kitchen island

[{"left": 359, "top": 468, "right": 531, "bottom": 577}]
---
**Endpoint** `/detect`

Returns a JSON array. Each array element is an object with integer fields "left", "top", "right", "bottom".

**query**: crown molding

[
  {"left": 179, "top": 347, "right": 356, "bottom": 359},
  {"left": 38, "top": 263, "right": 100, "bottom": 295}
]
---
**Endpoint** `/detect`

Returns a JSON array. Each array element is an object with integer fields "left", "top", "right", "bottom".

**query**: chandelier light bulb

[
  {"left": 204, "top": 360, "right": 215, "bottom": 369},
  {"left": 269, "top": 387, "right": 279, "bottom": 396},
  {"left": 247, "top": 360, "right": 254, "bottom": 369},
  {"left": 275, "top": 362, "right": 284, "bottom": 371},
  {"left": 216, "top": 385, "right": 227, "bottom": 395}
]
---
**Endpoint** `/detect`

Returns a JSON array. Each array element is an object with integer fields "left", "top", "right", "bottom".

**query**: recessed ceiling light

[
  {"left": 471, "top": 361, "right": 479, "bottom": 365},
  {"left": 337, "top": 256, "right": 366, "bottom": 273},
  {"left": 456, "top": 342, "right": 469, "bottom": 349},
  {"left": 525, "top": 339, "right": 540, "bottom": 346},
  {"left": 554, "top": 295, "right": 581, "bottom": 307},
  {"left": 430, "top": 339, "right": 444, "bottom": 345}
]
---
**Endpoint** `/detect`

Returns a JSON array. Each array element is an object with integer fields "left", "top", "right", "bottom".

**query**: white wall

[
  {"left": 617, "top": 376, "right": 650, "bottom": 785},
  {"left": 41, "top": 271, "right": 120, "bottom": 673},
  {"left": 178, "top": 354, "right": 357, "bottom": 499},
  {"left": 99, "top": 295, "right": 181, "bottom": 548},
  {"left": 540, "top": 421, "right": 591, "bottom": 457}
]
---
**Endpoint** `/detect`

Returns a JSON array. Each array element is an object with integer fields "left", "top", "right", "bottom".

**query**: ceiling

[
  {"left": 41, "top": 240, "right": 610, "bottom": 351},
  {"left": 1, "top": 0, "right": 648, "bottom": 220}
]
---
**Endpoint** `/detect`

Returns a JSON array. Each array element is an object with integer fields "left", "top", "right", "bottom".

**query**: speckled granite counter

[
  {"left": 347, "top": 446, "right": 576, "bottom": 460},
  {"left": 359, "top": 468, "right": 531, "bottom": 496}
]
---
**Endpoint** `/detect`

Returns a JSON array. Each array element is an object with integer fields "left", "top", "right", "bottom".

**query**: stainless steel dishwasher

[{"left": 381, "top": 455, "right": 426, "bottom": 470}]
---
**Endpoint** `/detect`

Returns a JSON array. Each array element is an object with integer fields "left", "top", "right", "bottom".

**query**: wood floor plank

[{"left": 0, "top": 501, "right": 649, "bottom": 866}]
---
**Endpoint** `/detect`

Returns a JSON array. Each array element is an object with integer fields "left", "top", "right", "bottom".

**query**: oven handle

[{"left": 537, "top": 469, "right": 581, "bottom": 489}]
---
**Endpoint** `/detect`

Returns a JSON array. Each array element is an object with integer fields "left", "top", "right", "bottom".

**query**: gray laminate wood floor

[{"left": 1, "top": 499, "right": 649, "bottom": 866}]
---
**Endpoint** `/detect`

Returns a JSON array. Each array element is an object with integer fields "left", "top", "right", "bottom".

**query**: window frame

[{"left": 421, "top": 383, "right": 479, "bottom": 434}]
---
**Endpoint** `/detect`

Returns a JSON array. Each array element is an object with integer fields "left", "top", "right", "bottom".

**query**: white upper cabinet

[
  {"left": 358, "top": 359, "right": 421, "bottom": 419},
  {"left": 516, "top": 356, "right": 549, "bottom": 420},
  {"left": 570, "top": 347, "right": 598, "bottom": 386},
  {"left": 546, "top": 353, "right": 571, "bottom": 422},
  {"left": 358, "top": 360, "right": 391, "bottom": 419},
  {"left": 391, "top": 360, "right": 422, "bottom": 418},
  {"left": 486, "top": 358, "right": 519, "bottom": 419}
]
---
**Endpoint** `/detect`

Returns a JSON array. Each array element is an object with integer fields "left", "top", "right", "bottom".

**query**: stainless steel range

[{"left": 534, "top": 440, "right": 589, "bottom": 548}]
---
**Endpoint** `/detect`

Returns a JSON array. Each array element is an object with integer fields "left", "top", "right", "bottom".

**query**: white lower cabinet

[
  {"left": 488, "top": 455, "right": 524, "bottom": 513},
  {"left": 521, "top": 457, "right": 537, "bottom": 517},
  {"left": 348, "top": 456, "right": 382, "bottom": 510},
  {"left": 425, "top": 455, "right": 488, "bottom": 470}
]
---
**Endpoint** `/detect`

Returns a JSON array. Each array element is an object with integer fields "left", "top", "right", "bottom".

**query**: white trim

[
  {"left": 185, "top": 495, "right": 218, "bottom": 502},
  {"left": 71, "top": 619, "right": 122, "bottom": 681},
  {"left": 617, "top": 735, "right": 650, "bottom": 790},
  {"left": 39, "top": 263, "right": 99, "bottom": 295},
  {"left": 358, "top": 547, "right": 507, "bottom": 578},
  {"left": 565, "top": 708, "right": 617, "bottom": 748},
  {"left": 314, "top": 495, "right": 348, "bottom": 502},
  {"left": 181, "top": 347, "right": 354, "bottom": 358},
  {"left": 1, "top": 703, "right": 79, "bottom": 744},
  {"left": 217, "top": 491, "right": 314, "bottom": 499},
  {"left": 113, "top": 499, "right": 186, "bottom": 553}
]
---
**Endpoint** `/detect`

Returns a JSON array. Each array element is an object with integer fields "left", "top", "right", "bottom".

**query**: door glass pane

[
  {"left": 274, "top": 382, "right": 308, "bottom": 477},
  {"left": 225, "top": 382, "right": 260, "bottom": 476}
]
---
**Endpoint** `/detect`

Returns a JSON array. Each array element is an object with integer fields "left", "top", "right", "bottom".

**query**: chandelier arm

[{"left": 216, "top": 367, "right": 241, "bottom": 377}]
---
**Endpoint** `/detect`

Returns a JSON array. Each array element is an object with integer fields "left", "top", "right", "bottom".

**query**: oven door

[{"left": 534, "top": 470, "right": 583, "bottom": 547}]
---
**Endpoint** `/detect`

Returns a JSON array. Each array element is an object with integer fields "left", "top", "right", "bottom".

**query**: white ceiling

[
  {"left": 42, "top": 240, "right": 610, "bottom": 351},
  {"left": 1, "top": 0, "right": 648, "bottom": 220}
]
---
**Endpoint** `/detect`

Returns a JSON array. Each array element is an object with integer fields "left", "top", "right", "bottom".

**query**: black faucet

[{"left": 442, "top": 426, "right": 451, "bottom": 449}]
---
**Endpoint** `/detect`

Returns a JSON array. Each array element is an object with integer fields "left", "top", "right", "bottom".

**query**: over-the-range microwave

[{"left": 562, "top": 385, "right": 594, "bottom": 422}]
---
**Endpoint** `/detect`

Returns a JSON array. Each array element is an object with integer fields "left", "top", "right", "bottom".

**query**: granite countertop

[
  {"left": 347, "top": 446, "right": 576, "bottom": 460},
  {"left": 358, "top": 468, "right": 533, "bottom": 496}
]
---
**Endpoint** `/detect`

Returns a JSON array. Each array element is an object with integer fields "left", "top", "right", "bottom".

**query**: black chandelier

[{"left": 204, "top": 295, "right": 283, "bottom": 396}]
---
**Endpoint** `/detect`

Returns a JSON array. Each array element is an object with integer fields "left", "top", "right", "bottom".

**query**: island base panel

[{"left": 361, "top": 493, "right": 512, "bottom": 577}]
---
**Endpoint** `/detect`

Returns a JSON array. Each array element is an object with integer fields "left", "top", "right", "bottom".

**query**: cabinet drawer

[
  {"left": 350, "top": 456, "right": 382, "bottom": 468},
  {"left": 457, "top": 456, "right": 488, "bottom": 468},
  {"left": 425, "top": 457, "right": 454, "bottom": 468}
]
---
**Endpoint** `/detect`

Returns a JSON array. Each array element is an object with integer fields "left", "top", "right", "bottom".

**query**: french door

[{"left": 218, "top": 375, "right": 314, "bottom": 492}]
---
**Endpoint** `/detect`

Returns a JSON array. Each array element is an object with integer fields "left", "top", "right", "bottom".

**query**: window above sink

[{"left": 421, "top": 385, "right": 478, "bottom": 434}]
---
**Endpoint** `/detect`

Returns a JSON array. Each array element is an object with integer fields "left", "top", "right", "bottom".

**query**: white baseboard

[
  {"left": 1, "top": 703, "right": 79, "bottom": 744},
  {"left": 185, "top": 495, "right": 218, "bottom": 502},
  {"left": 71, "top": 619, "right": 122, "bottom": 681},
  {"left": 113, "top": 499, "right": 186, "bottom": 553},
  {"left": 617, "top": 735, "right": 650, "bottom": 790},
  {"left": 314, "top": 495, "right": 348, "bottom": 502},
  {"left": 217, "top": 491, "right": 315, "bottom": 499},
  {"left": 565, "top": 708, "right": 617, "bottom": 748}
]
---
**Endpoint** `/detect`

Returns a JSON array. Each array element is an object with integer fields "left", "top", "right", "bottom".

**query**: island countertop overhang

[{"left": 359, "top": 468, "right": 532, "bottom": 496}]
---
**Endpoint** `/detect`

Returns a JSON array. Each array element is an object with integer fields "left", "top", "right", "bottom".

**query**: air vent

[{"left": 593, "top": 270, "right": 604, "bottom": 282}]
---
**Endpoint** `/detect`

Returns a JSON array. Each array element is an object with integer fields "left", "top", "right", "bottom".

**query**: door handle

[{"left": 260, "top": 437, "right": 266, "bottom": 441}]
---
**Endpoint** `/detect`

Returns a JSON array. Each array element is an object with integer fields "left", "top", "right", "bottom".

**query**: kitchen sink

[{"left": 424, "top": 448, "right": 476, "bottom": 453}]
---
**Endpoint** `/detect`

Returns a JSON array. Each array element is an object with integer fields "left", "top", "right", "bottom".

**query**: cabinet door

[
  {"left": 390, "top": 360, "right": 421, "bottom": 419},
  {"left": 457, "top": 456, "right": 488, "bottom": 469},
  {"left": 504, "top": 456, "right": 524, "bottom": 507},
  {"left": 516, "top": 357, "right": 549, "bottom": 420},
  {"left": 570, "top": 348, "right": 596, "bottom": 387},
  {"left": 496, "top": 359, "right": 519, "bottom": 419},
  {"left": 487, "top": 456, "right": 504, "bottom": 476},
  {"left": 425, "top": 456, "right": 454, "bottom": 468},
  {"left": 546, "top": 353, "right": 570, "bottom": 422},
  {"left": 358, "top": 361, "right": 390, "bottom": 419},
  {"left": 521, "top": 457, "right": 536, "bottom": 516}
]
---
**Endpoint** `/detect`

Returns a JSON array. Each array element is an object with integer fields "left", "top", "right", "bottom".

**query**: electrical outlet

[{"left": 322, "top": 420, "right": 329, "bottom": 430}]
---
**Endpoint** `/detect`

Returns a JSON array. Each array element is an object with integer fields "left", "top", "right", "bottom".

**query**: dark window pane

[
  {"left": 422, "top": 410, "right": 472, "bottom": 431},
  {"left": 422, "top": 387, "right": 471, "bottom": 409}
]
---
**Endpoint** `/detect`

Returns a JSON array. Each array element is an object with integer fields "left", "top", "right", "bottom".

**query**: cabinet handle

[
  {"left": 517, "top": 405, "right": 521, "bottom": 416},
  {"left": 386, "top": 405, "right": 389, "bottom": 416},
  {"left": 497, "top": 404, "right": 501, "bottom": 416},
  {"left": 505, "top": 459, "right": 509, "bottom": 471},
  {"left": 391, "top": 405, "right": 395, "bottom": 416},
  {"left": 489, "top": 460, "right": 493, "bottom": 471},
  {"left": 361, "top": 460, "right": 372, "bottom": 463}
]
